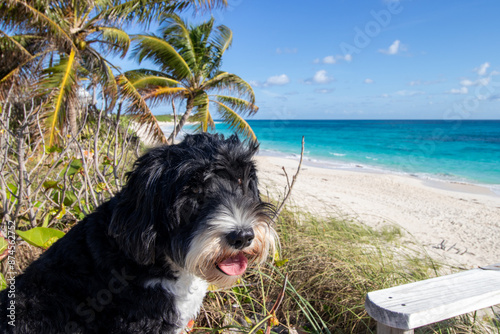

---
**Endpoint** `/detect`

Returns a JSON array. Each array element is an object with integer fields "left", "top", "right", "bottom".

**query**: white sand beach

[{"left": 255, "top": 155, "right": 500, "bottom": 269}]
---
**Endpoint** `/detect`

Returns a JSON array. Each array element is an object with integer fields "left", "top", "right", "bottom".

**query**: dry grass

[{"left": 196, "top": 208, "right": 499, "bottom": 334}]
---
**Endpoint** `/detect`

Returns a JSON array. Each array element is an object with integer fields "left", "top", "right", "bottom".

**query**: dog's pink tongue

[{"left": 218, "top": 253, "right": 248, "bottom": 276}]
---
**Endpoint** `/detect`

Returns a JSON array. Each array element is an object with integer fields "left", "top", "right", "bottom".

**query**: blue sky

[{"left": 116, "top": 0, "right": 500, "bottom": 120}]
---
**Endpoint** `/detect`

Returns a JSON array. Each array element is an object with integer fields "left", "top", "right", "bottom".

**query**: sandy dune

[{"left": 255, "top": 155, "right": 500, "bottom": 269}]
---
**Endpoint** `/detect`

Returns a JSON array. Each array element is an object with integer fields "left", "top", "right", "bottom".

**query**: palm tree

[
  {"left": 0, "top": 0, "right": 227, "bottom": 146},
  {"left": 119, "top": 13, "right": 258, "bottom": 144}
]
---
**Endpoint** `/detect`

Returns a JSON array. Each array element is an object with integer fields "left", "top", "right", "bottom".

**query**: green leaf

[
  {"left": 102, "top": 156, "right": 112, "bottom": 165},
  {"left": 275, "top": 259, "right": 289, "bottom": 267},
  {"left": 16, "top": 227, "right": 65, "bottom": 249},
  {"left": 0, "top": 237, "right": 8, "bottom": 255},
  {"left": 69, "top": 159, "right": 83, "bottom": 176},
  {"left": 70, "top": 205, "right": 85, "bottom": 220},
  {"left": 45, "top": 145, "right": 63, "bottom": 154},
  {"left": 6, "top": 183, "right": 18, "bottom": 203},
  {"left": 43, "top": 236, "right": 60, "bottom": 249},
  {"left": 43, "top": 180, "right": 60, "bottom": 190},
  {"left": 94, "top": 182, "right": 107, "bottom": 194},
  {"left": 0, "top": 235, "right": 8, "bottom": 261},
  {"left": 61, "top": 159, "right": 83, "bottom": 177},
  {"left": 56, "top": 204, "right": 66, "bottom": 219},
  {"left": 42, "top": 212, "right": 51, "bottom": 228},
  {"left": 0, "top": 273, "right": 6, "bottom": 291},
  {"left": 63, "top": 191, "right": 77, "bottom": 206}
]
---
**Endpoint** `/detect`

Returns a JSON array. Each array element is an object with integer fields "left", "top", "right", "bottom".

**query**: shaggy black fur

[{"left": 0, "top": 133, "right": 272, "bottom": 334}]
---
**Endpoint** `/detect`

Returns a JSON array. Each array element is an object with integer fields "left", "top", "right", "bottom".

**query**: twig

[
  {"left": 265, "top": 273, "right": 289, "bottom": 334},
  {"left": 273, "top": 136, "right": 305, "bottom": 221}
]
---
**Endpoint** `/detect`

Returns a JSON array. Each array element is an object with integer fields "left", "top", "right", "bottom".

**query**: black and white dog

[{"left": 0, "top": 133, "right": 277, "bottom": 333}]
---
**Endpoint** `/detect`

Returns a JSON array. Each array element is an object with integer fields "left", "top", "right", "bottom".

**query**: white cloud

[
  {"left": 249, "top": 80, "right": 261, "bottom": 87},
  {"left": 312, "top": 70, "right": 333, "bottom": 84},
  {"left": 323, "top": 56, "right": 336, "bottom": 64},
  {"left": 460, "top": 79, "right": 474, "bottom": 87},
  {"left": 448, "top": 87, "right": 468, "bottom": 95},
  {"left": 265, "top": 74, "right": 290, "bottom": 86},
  {"left": 364, "top": 78, "right": 374, "bottom": 84},
  {"left": 379, "top": 40, "right": 401, "bottom": 55},
  {"left": 314, "top": 54, "right": 352, "bottom": 64},
  {"left": 476, "top": 62, "right": 490, "bottom": 76},
  {"left": 460, "top": 77, "right": 490, "bottom": 87}
]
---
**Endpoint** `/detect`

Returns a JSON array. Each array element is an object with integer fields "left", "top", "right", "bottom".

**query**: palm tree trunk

[
  {"left": 168, "top": 97, "right": 193, "bottom": 144},
  {"left": 68, "top": 105, "right": 78, "bottom": 138}
]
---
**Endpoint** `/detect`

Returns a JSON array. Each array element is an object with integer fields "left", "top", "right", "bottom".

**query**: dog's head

[{"left": 109, "top": 133, "right": 277, "bottom": 287}]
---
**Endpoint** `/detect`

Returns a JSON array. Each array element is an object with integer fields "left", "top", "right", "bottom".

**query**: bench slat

[{"left": 365, "top": 268, "right": 500, "bottom": 330}]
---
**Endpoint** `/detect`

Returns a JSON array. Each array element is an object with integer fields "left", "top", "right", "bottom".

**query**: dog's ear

[{"left": 108, "top": 148, "right": 172, "bottom": 265}]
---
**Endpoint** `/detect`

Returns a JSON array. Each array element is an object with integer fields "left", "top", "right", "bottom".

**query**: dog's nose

[{"left": 226, "top": 229, "right": 255, "bottom": 249}]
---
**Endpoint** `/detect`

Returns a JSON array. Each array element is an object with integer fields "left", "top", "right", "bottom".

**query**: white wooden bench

[{"left": 365, "top": 264, "right": 500, "bottom": 333}]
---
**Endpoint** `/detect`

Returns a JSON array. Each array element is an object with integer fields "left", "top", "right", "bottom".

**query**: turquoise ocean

[{"left": 165, "top": 120, "right": 500, "bottom": 194}]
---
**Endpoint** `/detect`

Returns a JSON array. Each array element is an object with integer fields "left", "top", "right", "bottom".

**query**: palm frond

[
  {"left": 212, "top": 100, "right": 256, "bottom": 142},
  {"left": 3, "top": 0, "right": 75, "bottom": 52},
  {"left": 94, "top": 0, "right": 226, "bottom": 27},
  {"left": 191, "top": 92, "right": 214, "bottom": 132},
  {"left": 0, "top": 49, "right": 52, "bottom": 92},
  {"left": 142, "top": 86, "right": 187, "bottom": 107},
  {"left": 160, "top": 14, "right": 197, "bottom": 73},
  {"left": 0, "top": 32, "right": 32, "bottom": 58},
  {"left": 117, "top": 73, "right": 168, "bottom": 143},
  {"left": 101, "top": 59, "right": 119, "bottom": 112},
  {"left": 123, "top": 70, "right": 180, "bottom": 90},
  {"left": 189, "top": 17, "right": 215, "bottom": 75},
  {"left": 95, "top": 26, "right": 131, "bottom": 58},
  {"left": 205, "top": 24, "right": 232, "bottom": 74},
  {"left": 203, "top": 72, "right": 256, "bottom": 103},
  {"left": 132, "top": 34, "right": 192, "bottom": 80},
  {"left": 188, "top": 0, "right": 228, "bottom": 11},
  {"left": 212, "top": 95, "right": 258, "bottom": 116},
  {"left": 40, "top": 49, "right": 78, "bottom": 146}
]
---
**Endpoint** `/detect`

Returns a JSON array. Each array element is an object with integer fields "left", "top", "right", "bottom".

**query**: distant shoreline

[
  {"left": 154, "top": 120, "right": 500, "bottom": 196},
  {"left": 256, "top": 148, "right": 500, "bottom": 198}
]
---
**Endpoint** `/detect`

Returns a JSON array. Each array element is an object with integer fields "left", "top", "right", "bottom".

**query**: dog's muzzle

[{"left": 226, "top": 228, "right": 255, "bottom": 250}]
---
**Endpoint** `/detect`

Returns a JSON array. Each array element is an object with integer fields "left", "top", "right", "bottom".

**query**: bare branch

[{"left": 273, "top": 136, "right": 305, "bottom": 221}]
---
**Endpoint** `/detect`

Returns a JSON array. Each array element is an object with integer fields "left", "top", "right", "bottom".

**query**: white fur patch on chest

[{"left": 144, "top": 271, "right": 208, "bottom": 331}]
